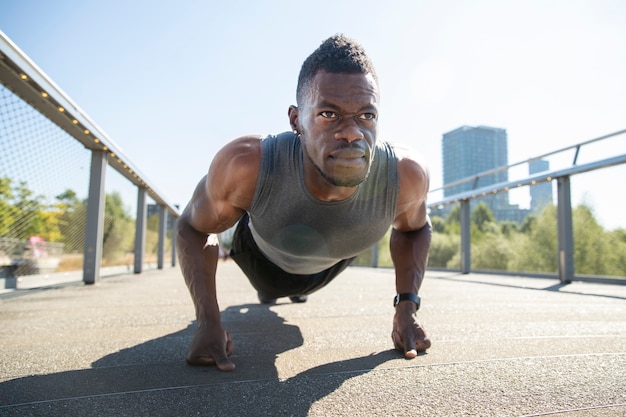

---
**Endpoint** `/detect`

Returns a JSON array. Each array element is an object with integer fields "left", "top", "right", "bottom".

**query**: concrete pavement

[{"left": 1, "top": 262, "right": 625, "bottom": 416}]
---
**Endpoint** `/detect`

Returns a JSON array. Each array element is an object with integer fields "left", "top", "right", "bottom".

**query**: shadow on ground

[
  {"left": 432, "top": 273, "right": 626, "bottom": 301},
  {"left": 0, "top": 303, "right": 399, "bottom": 416}
]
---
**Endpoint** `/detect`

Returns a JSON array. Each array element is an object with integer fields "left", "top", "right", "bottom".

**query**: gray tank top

[{"left": 249, "top": 131, "right": 399, "bottom": 274}]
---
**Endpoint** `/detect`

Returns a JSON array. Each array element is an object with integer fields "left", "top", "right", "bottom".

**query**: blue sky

[{"left": 1, "top": 0, "right": 625, "bottom": 228}]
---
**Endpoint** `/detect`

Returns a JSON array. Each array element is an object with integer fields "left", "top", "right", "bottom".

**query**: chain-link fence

[
  {"left": 1, "top": 83, "right": 90, "bottom": 277},
  {"left": 0, "top": 83, "right": 174, "bottom": 279},
  {"left": 0, "top": 31, "right": 179, "bottom": 284}
]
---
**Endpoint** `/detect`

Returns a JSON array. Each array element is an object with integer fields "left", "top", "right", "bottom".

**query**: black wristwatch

[{"left": 393, "top": 293, "right": 421, "bottom": 310}]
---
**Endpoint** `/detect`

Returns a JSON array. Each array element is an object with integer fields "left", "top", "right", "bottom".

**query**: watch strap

[{"left": 393, "top": 293, "right": 421, "bottom": 310}]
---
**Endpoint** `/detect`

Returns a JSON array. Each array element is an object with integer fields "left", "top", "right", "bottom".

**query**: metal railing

[
  {"left": 427, "top": 129, "right": 626, "bottom": 283},
  {"left": 0, "top": 30, "right": 179, "bottom": 286}
]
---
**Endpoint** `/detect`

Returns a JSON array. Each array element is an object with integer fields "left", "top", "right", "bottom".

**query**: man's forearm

[
  {"left": 176, "top": 217, "right": 221, "bottom": 324},
  {"left": 389, "top": 221, "right": 432, "bottom": 294}
]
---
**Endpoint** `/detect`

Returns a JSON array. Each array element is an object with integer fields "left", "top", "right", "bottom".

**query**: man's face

[{"left": 293, "top": 70, "right": 379, "bottom": 190}]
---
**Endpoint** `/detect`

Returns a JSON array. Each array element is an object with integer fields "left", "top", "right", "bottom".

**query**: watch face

[{"left": 393, "top": 294, "right": 400, "bottom": 307}]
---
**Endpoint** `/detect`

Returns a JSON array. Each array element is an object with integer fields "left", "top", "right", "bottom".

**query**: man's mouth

[
  {"left": 329, "top": 149, "right": 366, "bottom": 159},
  {"left": 328, "top": 152, "right": 367, "bottom": 169},
  {"left": 329, "top": 142, "right": 368, "bottom": 161}
]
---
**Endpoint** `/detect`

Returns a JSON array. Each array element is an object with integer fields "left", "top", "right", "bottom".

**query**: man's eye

[
  {"left": 320, "top": 111, "right": 337, "bottom": 119},
  {"left": 359, "top": 113, "right": 376, "bottom": 120}
]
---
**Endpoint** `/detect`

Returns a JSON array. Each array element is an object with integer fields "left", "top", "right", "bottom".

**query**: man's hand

[
  {"left": 391, "top": 302, "right": 431, "bottom": 358},
  {"left": 186, "top": 323, "right": 235, "bottom": 371}
]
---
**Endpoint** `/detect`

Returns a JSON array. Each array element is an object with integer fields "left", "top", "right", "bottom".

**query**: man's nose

[{"left": 334, "top": 118, "right": 364, "bottom": 143}]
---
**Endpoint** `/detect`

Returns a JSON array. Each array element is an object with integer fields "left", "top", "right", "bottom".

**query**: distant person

[{"left": 176, "top": 34, "right": 431, "bottom": 371}]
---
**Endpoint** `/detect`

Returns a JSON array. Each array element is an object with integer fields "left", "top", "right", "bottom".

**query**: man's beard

[{"left": 302, "top": 140, "right": 372, "bottom": 187}]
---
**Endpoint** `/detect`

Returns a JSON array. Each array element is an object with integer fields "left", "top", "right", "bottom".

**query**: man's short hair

[{"left": 296, "top": 34, "right": 378, "bottom": 105}]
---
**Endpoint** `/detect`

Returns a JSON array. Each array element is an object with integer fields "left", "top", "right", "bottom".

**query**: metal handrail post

[
  {"left": 557, "top": 176, "right": 574, "bottom": 283},
  {"left": 134, "top": 188, "right": 147, "bottom": 274},
  {"left": 157, "top": 205, "right": 166, "bottom": 269},
  {"left": 83, "top": 150, "right": 107, "bottom": 284},
  {"left": 171, "top": 230, "right": 177, "bottom": 267},
  {"left": 460, "top": 199, "right": 471, "bottom": 274}
]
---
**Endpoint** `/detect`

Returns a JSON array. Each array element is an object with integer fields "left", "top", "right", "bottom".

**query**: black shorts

[{"left": 229, "top": 213, "right": 355, "bottom": 299}]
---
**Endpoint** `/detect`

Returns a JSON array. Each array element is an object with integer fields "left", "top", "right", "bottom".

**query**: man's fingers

[
  {"left": 186, "top": 328, "right": 236, "bottom": 371},
  {"left": 402, "top": 328, "right": 418, "bottom": 358},
  {"left": 225, "top": 331, "right": 234, "bottom": 356},
  {"left": 391, "top": 329, "right": 403, "bottom": 351},
  {"left": 391, "top": 329, "right": 414, "bottom": 357},
  {"left": 413, "top": 324, "right": 432, "bottom": 351},
  {"left": 212, "top": 330, "right": 236, "bottom": 371},
  {"left": 215, "top": 356, "right": 236, "bottom": 372},
  {"left": 186, "top": 350, "right": 235, "bottom": 371},
  {"left": 186, "top": 354, "right": 216, "bottom": 366},
  {"left": 391, "top": 326, "right": 431, "bottom": 358},
  {"left": 215, "top": 331, "right": 236, "bottom": 371},
  {"left": 415, "top": 335, "right": 432, "bottom": 351}
]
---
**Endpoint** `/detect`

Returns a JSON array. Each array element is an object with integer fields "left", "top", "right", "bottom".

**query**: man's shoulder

[
  {"left": 208, "top": 136, "right": 265, "bottom": 209},
  {"left": 217, "top": 135, "right": 263, "bottom": 163},
  {"left": 212, "top": 131, "right": 295, "bottom": 176},
  {"left": 211, "top": 136, "right": 264, "bottom": 183},
  {"left": 223, "top": 134, "right": 264, "bottom": 150}
]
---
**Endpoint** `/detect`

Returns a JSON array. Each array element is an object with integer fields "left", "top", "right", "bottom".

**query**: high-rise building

[
  {"left": 529, "top": 159, "right": 553, "bottom": 213},
  {"left": 440, "top": 125, "right": 527, "bottom": 222}
]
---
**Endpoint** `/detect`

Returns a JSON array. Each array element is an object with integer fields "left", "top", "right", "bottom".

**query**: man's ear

[{"left": 288, "top": 105, "right": 300, "bottom": 133}]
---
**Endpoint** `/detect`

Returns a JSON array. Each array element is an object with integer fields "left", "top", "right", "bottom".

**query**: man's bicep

[
  {"left": 184, "top": 175, "right": 236, "bottom": 234},
  {"left": 186, "top": 137, "right": 260, "bottom": 233}
]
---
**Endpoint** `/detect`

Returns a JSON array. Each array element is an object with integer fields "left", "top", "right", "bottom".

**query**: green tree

[
  {"left": 38, "top": 210, "right": 62, "bottom": 242},
  {"left": 605, "top": 229, "right": 626, "bottom": 276},
  {"left": 55, "top": 189, "right": 87, "bottom": 253},
  {"left": 2, "top": 180, "right": 63, "bottom": 241},
  {"left": 509, "top": 204, "right": 558, "bottom": 273},
  {"left": 499, "top": 221, "right": 519, "bottom": 237},
  {"left": 444, "top": 204, "right": 461, "bottom": 235},
  {"left": 520, "top": 214, "right": 537, "bottom": 234},
  {"left": 146, "top": 212, "right": 161, "bottom": 256},
  {"left": 472, "top": 233, "right": 514, "bottom": 270},
  {"left": 471, "top": 202, "right": 495, "bottom": 233},
  {"left": 572, "top": 204, "right": 616, "bottom": 276},
  {"left": 430, "top": 215, "right": 446, "bottom": 233},
  {"left": 0, "top": 177, "right": 17, "bottom": 236},
  {"left": 428, "top": 232, "right": 459, "bottom": 268},
  {"left": 102, "top": 191, "right": 135, "bottom": 263},
  {"left": 11, "top": 181, "right": 45, "bottom": 239}
]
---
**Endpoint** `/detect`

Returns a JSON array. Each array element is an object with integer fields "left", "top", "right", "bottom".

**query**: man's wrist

[{"left": 393, "top": 293, "right": 421, "bottom": 310}]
